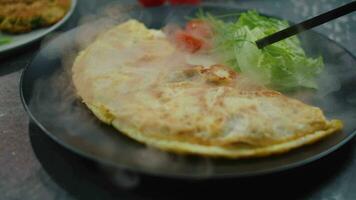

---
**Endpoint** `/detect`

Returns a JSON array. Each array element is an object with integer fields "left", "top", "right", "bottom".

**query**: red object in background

[
  {"left": 139, "top": 0, "right": 166, "bottom": 7},
  {"left": 173, "top": 19, "right": 213, "bottom": 53},
  {"left": 175, "top": 31, "right": 204, "bottom": 53},
  {"left": 185, "top": 20, "right": 213, "bottom": 38},
  {"left": 169, "top": 0, "right": 201, "bottom": 5},
  {"left": 139, "top": 0, "right": 201, "bottom": 7}
]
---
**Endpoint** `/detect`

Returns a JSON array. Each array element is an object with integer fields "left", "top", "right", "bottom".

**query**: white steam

[
  {"left": 28, "top": 1, "right": 356, "bottom": 187},
  {"left": 30, "top": 2, "right": 217, "bottom": 188}
]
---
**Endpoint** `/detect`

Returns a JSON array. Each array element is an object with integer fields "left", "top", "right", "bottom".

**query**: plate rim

[
  {"left": 20, "top": 4, "right": 356, "bottom": 180},
  {"left": 0, "top": 0, "right": 77, "bottom": 53}
]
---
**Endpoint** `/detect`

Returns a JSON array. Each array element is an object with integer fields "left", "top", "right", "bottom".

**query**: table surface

[{"left": 1, "top": 0, "right": 356, "bottom": 199}]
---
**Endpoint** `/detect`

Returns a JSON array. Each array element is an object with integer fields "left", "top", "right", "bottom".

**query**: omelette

[
  {"left": 0, "top": 0, "right": 71, "bottom": 33},
  {"left": 72, "top": 20, "right": 342, "bottom": 158}
]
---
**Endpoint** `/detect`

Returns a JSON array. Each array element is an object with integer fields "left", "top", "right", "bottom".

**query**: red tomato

[
  {"left": 185, "top": 19, "right": 213, "bottom": 38},
  {"left": 175, "top": 31, "right": 203, "bottom": 53},
  {"left": 169, "top": 0, "right": 201, "bottom": 5},
  {"left": 139, "top": 0, "right": 166, "bottom": 7}
]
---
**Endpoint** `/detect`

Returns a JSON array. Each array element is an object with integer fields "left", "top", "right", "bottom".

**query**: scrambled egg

[{"left": 0, "top": 0, "right": 71, "bottom": 33}]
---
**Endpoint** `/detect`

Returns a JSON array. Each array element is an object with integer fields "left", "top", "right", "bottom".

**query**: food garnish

[
  {"left": 0, "top": 36, "right": 11, "bottom": 45},
  {"left": 195, "top": 11, "right": 324, "bottom": 91}
]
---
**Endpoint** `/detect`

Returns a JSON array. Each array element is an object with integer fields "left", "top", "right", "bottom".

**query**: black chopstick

[{"left": 255, "top": 1, "right": 356, "bottom": 49}]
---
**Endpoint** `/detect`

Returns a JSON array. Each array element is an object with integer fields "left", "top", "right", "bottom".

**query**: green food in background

[{"left": 0, "top": 36, "right": 12, "bottom": 45}]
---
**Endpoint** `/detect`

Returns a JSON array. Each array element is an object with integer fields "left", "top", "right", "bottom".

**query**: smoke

[
  {"left": 27, "top": 1, "right": 356, "bottom": 188},
  {"left": 29, "top": 1, "right": 219, "bottom": 188},
  {"left": 289, "top": 34, "right": 356, "bottom": 134}
]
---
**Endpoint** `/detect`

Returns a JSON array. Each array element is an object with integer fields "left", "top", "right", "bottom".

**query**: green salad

[{"left": 197, "top": 11, "right": 323, "bottom": 91}]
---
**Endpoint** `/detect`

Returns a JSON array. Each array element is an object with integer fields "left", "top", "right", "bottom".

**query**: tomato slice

[
  {"left": 175, "top": 31, "right": 203, "bottom": 53},
  {"left": 168, "top": 0, "right": 201, "bottom": 5},
  {"left": 139, "top": 0, "right": 166, "bottom": 7},
  {"left": 166, "top": 19, "right": 213, "bottom": 53},
  {"left": 185, "top": 19, "right": 213, "bottom": 38}
]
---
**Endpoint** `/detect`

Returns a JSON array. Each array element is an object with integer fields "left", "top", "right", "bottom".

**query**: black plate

[{"left": 21, "top": 5, "right": 356, "bottom": 179}]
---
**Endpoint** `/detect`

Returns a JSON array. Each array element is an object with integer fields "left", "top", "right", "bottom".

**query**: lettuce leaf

[{"left": 198, "top": 10, "right": 323, "bottom": 91}]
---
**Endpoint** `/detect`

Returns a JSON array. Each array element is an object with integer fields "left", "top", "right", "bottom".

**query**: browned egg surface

[{"left": 72, "top": 20, "right": 342, "bottom": 158}]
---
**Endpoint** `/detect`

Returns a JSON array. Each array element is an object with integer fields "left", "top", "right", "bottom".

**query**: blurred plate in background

[{"left": 0, "top": 0, "right": 77, "bottom": 54}]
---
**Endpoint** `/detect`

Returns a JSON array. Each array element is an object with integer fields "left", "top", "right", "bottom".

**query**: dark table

[{"left": 1, "top": 0, "right": 356, "bottom": 199}]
